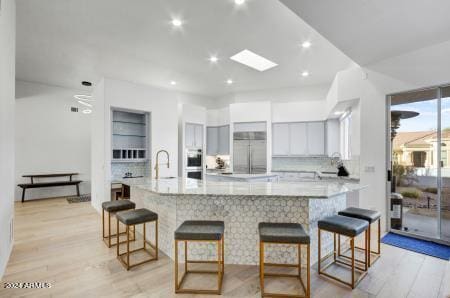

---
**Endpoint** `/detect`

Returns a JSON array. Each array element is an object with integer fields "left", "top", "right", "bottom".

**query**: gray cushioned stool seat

[
  {"left": 338, "top": 207, "right": 381, "bottom": 224},
  {"left": 175, "top": 220, "right": 224, "bottom": 241},
  {"left": 116, "top": 208, "right": 158, "bottom": 225},
  {"left": 259, "top": 222, "right": 310, "bottom": 244},
  {"left": 318, "top": 215, "right": 368, "bottom": 237},
  {"left": 102, "top": 200, "right": 135, "bottom": 212}
]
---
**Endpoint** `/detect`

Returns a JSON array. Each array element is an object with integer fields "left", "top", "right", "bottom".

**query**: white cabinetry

[
  {"left": 206, "top": 125, "right": 230, "bottom": 155},
  {"left": 206, "top": 127, "right": 218, "bottom": 155},
  {"left": 307, "top": 122, "right": 325, "bottom": 155},
  {"left": 218, "top": 125, "right": 230, "bottom": 155},
  {"left": 272, "top": 123, "right": 290, "bottom": 155},
  {"left": 290, "top": 123, "right": 308, "bottom": 155},
  {"left": 272, "top": 121, "right": 325, "bottom": 156},
  {"left": 186, "top": 123, "right": 203, "bottom": 148}
]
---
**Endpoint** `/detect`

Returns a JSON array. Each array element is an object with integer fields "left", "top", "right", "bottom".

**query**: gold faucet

[{"left": 154, "top": 150, "right": 170, "bottom": 179}]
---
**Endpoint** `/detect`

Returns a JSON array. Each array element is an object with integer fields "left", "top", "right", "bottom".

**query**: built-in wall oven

[
  {"left": 186, "top": 149, "right": 202, "bottom": 168},
  {"left": 186, "top": 169, "right": 202, "bottom": 180},
  {"left": 186, "top": 149, "right": 203, "bottom": 180}
]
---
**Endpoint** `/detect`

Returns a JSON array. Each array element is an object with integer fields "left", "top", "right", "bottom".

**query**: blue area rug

[{"left": 381, "top": 232, "right": 450, "bottom": 260}]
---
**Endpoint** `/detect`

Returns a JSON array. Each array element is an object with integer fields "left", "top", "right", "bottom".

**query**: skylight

[{"left": 230, "top": 49, "right": 278, "bottom": 72}]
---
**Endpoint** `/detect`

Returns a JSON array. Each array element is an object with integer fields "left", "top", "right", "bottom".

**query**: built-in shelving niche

[{"left": 112, "top": 110, "right": 149, "bottom": 162}]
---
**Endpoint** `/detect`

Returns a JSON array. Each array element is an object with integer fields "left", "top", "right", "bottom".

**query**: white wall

[
  {"left": 0, "top": 0, "right": 15, "bottom": 279},
  {"left": 206, "top": 107, "right": 230, "bottom": 127},
  {"left": 214, "top": 84, "right": 329, "bottom": 108},
  {"left": 328, "top": 40, "right": 450, "bottom": 232},
  {"left": 15, "top": 81, "right": 91, "bottom": 200},
  {"left": 91, "top": 78, "right": 211, "bottom": 212},
  {"left": 272, "top": 101, "right": 328, "bottom": 122}
]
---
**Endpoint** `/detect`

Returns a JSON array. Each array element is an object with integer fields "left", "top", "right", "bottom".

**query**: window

[
  {"left": 340, "top": 111, "right": 352, "bottom": 160},
  {"left": 442, "top": 149, "right": 447, "bottom": 167},
  {"left": 412, "top": 151, "right": 426, "bottom": 167}
]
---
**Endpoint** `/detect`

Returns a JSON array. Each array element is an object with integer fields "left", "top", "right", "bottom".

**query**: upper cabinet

[
  {"left": 206, "top": 127, "right": 219, "bottom": 155},
  {"left": 272, "top": 123, "right": 290, "bottom": 156},
  {"left": 218, "top": 125, "right": 230, "bottom": 155},
  {"left": 206, "top": 125, "right": 230, "bottom": 155},
  {"left": 185, "top": 123, "right": 203, "bottom": 148},
  {"left": 307, "top": 122, "right": 325, "bottom": 155},
  {"left": 290, "top": 123, "right": 309, "bottom": 155},
  {"left": 272, "top": 121, "right": 325, "bottom": 156}
]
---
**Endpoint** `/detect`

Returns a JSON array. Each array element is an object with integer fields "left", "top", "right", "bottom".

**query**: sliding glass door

[
  {"left": 440, "top": 86, "right": 450, "bottom": 242},
  {"left": 388, "top": 85, "right": 450, "bottom": 243}
]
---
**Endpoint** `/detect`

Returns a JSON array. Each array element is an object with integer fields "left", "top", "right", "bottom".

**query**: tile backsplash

[
  {"left": 272, "top": 156, "right": 360, "bottom": 177},
  {"left": 111, "top": 162, "right": 149, "bottom": 180}
]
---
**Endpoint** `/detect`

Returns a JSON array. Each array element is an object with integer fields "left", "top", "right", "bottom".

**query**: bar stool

[
  {"left": 259, "top": 222, "right": 310, "bottom": 298},
  {"left": 116, "top": 208, "right": 158, "bottom": 270},
  {"left": 102, "top": 200, "right": 136, "bottom": 247},
  {"left": 318, "top": 215, "right": 369, "bottom": 289},
  {"left": 174, "top": 220, "right": 225, "bottom": 295},
  {"left": 338, "top": 207, "right": 381, "bottom": 267}
]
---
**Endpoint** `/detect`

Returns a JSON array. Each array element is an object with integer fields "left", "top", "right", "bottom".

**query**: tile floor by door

[{"left": 0, "top": 198, "right": 449, "bottom": 298}]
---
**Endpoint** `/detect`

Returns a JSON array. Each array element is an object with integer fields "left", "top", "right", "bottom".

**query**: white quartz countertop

[
  {"left": 117, "top": 177, "right": 366, "bottom": 199},
  {"left": 205, "top": 173, "right": 279, "bottom": 179}
]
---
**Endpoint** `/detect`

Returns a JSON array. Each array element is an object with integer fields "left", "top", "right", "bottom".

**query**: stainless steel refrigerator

[{"left": 233, "top": 131, "right": 267, "bottom": 174}]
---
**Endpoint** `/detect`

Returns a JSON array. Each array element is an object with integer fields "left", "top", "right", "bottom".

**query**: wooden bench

[{"left": 18, "top": 173, "right": 82, "bottom": 202}]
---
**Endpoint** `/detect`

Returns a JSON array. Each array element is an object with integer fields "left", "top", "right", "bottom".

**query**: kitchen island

[
  {"left": 205, "top": 172, "right": 279, "bottom": 182},
  {"left": 120, "top": 177, "right": 366, "bottom": 265}
]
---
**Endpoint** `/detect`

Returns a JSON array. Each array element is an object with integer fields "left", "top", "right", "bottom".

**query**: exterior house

[{"left": 393, "top": 130, "right": 450, "bottom": 176}]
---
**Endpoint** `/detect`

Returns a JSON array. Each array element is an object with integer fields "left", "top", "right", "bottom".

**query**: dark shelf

[
  {"left": 113, "top": 134, "right": 146, "bottom": 137},
  {"left": 112, "top": 120, "right": 146, "bottom": 125}
]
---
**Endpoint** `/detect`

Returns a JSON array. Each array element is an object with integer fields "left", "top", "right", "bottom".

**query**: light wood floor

[{"left": 1, "top": 198, "right": 449, "bottom": 298}]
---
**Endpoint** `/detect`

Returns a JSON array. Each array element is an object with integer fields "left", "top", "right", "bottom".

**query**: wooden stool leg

[
  {"left": 318, "top": 229, "right": 321, "bottom": 273},
  {"left": 368, "top": 224, "right": 371, "bottom": 266},
  {"left": 155, "top": 220, "right": 158, "bottom": 259},
  {"left": 351, "top": 237, "right": 355, "bottom": 289},
  {"left": 217, "top": 239, "right": 221, "bottom": 291},
  {"left": 221, "top": 235, "right": 225, "bottom": 273},
  {"left": 126, "top": 225, "right": 130, "bottom": 270},
  {"left": 184, "top": 241, "right": 188, "bottom": 273},
  {"left": 102, "top": 209, "right": 105, "bottom": 239},
  {"left": 175, "top": 240, "right": 179, "bottom": 290},
  {"left": 333, "top": 232, "right": 337, "bottom": 261},
  {"left": 143, "top": 222, "right": 146, "bottom": 249},
  {"left": 298, "top": 243, "right": 302, "bottom": 278},
  {"left": 108, "top": 212, "right": 112, "bottom": 247},
  {"left": 307, "top": 244, "right": 310, "bottom": 298},
  {"left": 260, "top": 241, "right": 265, "bottom": 295},
  {"left": 378, "top": 218, "right": 381, "bottom": 254},
  {"left": 116, "top": 218, "right": 119, "bottom": 256}
]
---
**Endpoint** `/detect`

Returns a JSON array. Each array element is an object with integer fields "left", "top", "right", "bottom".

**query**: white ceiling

[
  {"left": 281, "top": 0, "right": 450, "bottom": 66},
  {"left": 16, "top": 0, "right": 353, "bottom": 96}
]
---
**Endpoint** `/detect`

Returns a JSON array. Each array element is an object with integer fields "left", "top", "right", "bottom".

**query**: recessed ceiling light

[
  {"left": 170, "top": 81, "right": 177, "bottom": 85},
  {"left": 301, "top": 71, "right": 309, "bottom": 77},
  {"left": 209, "top": 56, "right": 219, "bottom": 63},
  {"left": 230, "top": 49, "right": 277, "bottom": 72},
  {"left": 74, "top": 94, "right": 93, "bottom": 101},
  {"left": 226, "top": 79, "right": 233, "bottom": 85},
  {"left": 301, "top": 41, "right": 312, "bottom": 48},
  {"left": 171, "top": 18, "right": 182, "bottom": 27},
  {"left": 78, "top": 100, "right": 92, "bottom": 107},
  {"left": 82, "top": 109, "right": 92, "bottom": 114},
  {"left": 235, "top": 0, "right": 245, "bottom": 5}
]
